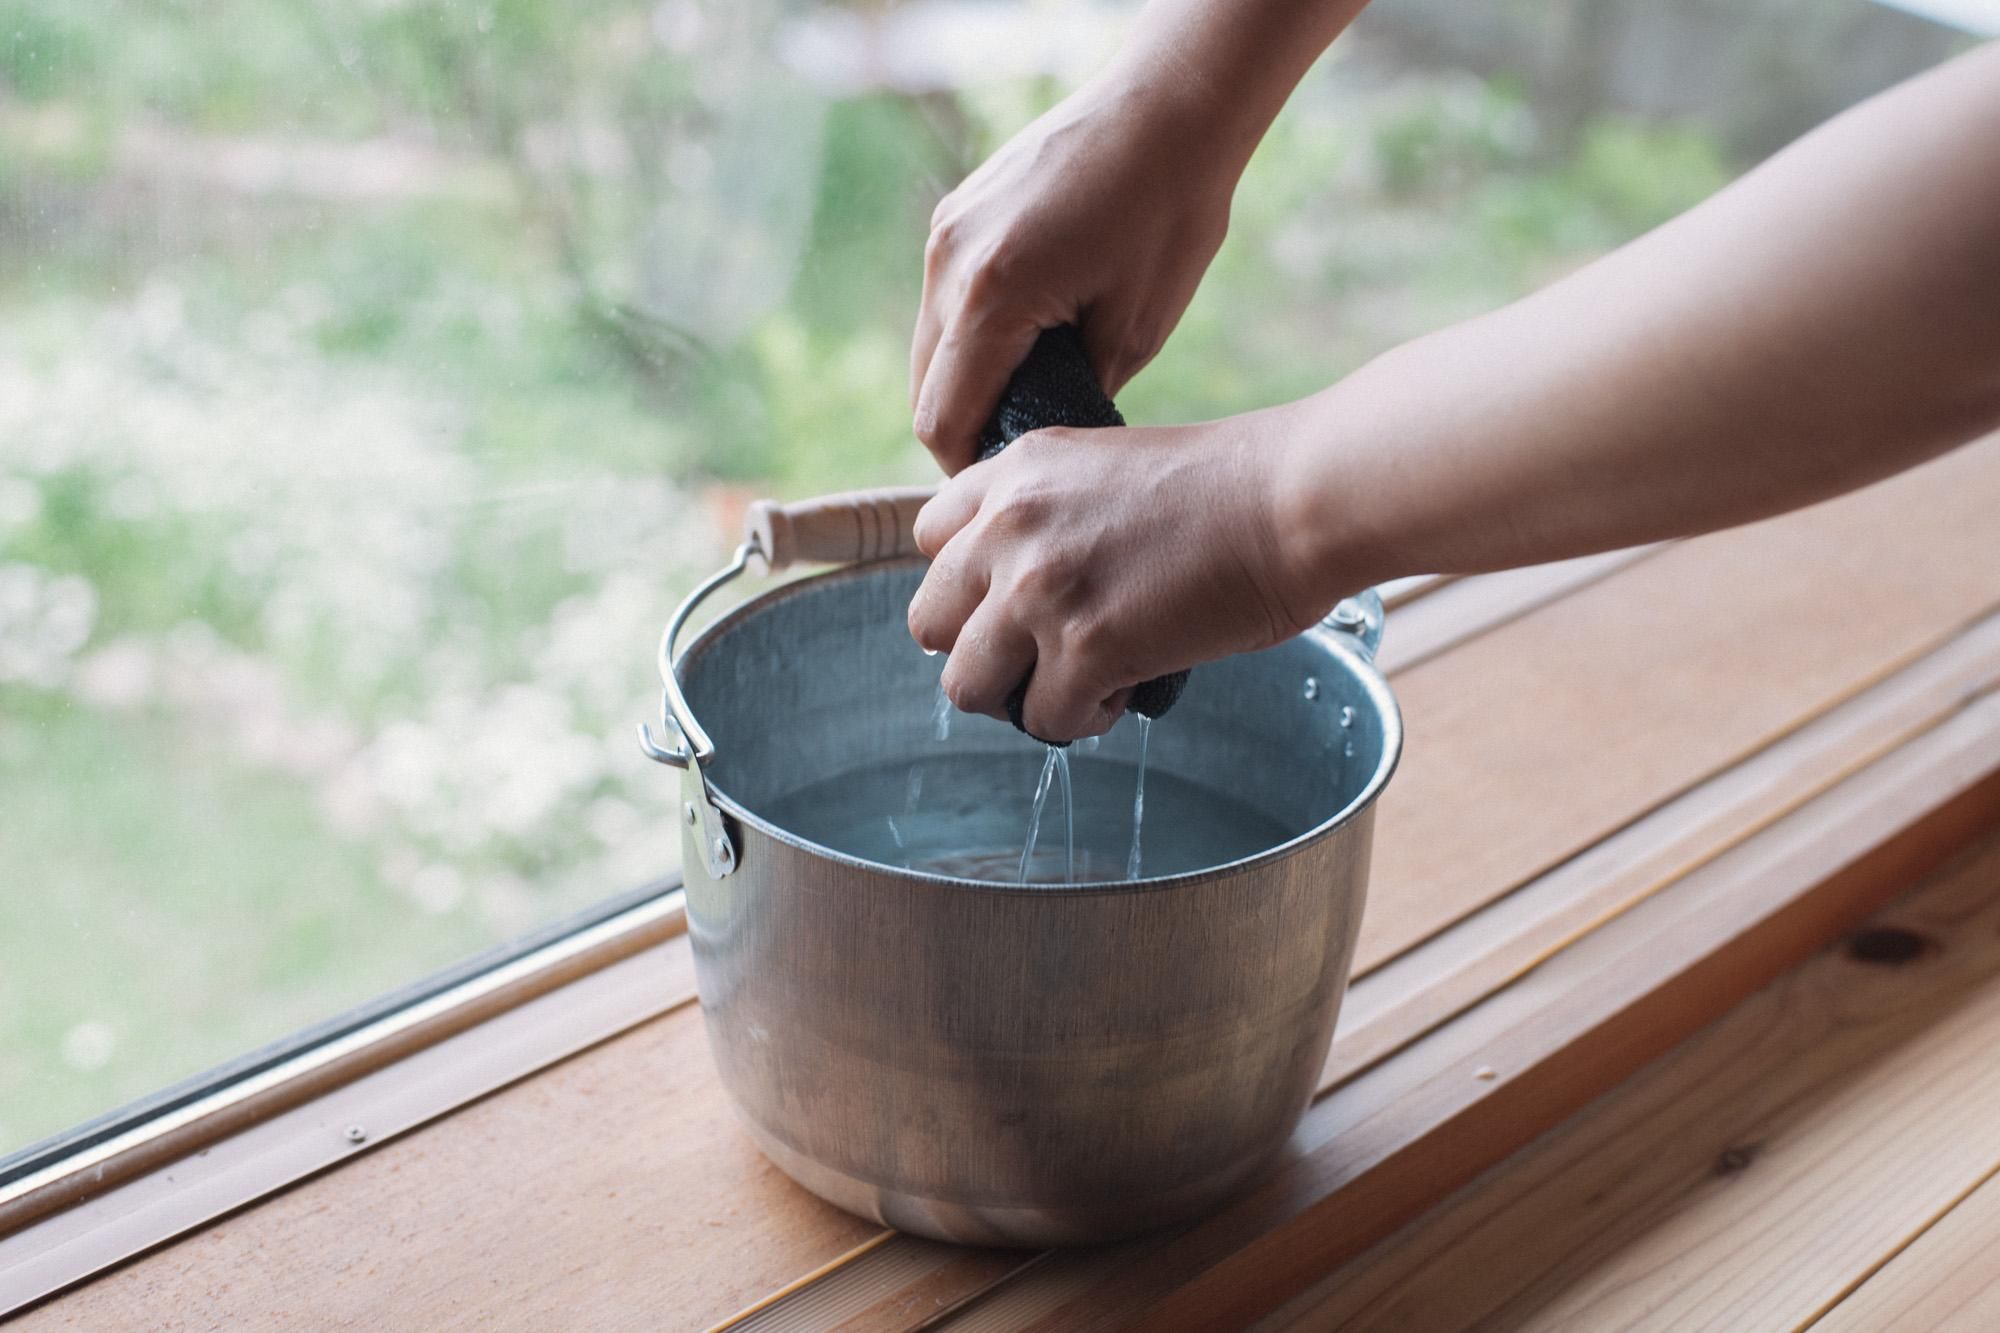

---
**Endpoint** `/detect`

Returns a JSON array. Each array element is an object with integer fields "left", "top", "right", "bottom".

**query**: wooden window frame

[{"left": 0, "top": 881, "right": 690, "bottom": 1314}]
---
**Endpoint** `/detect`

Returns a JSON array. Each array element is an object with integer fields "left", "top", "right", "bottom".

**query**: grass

[{"left": 0, "top": 698, "right": 489, "bottom": 1146}]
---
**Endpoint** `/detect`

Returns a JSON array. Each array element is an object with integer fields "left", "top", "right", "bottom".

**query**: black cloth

[{"left": 974, "top": 326, "right": 1189, "bottom": 743}]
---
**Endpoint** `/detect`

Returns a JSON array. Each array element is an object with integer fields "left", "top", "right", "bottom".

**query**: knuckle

[
  {"left": 1010, "top": 549, "right": 1085, "bottom": 609},
  {"left": 906, "top": 599, "right": 937, "bottom": 650},
  {"left": 941, "top": 671, "right": 984, "bottom": 714},
  {"left": 1061, "top": 609, "right": 1113, "bottom": 661},
  {"left": 986, "top": 482, "right": 1051, "bottom": 533},
  {"left": 960, "top": 240, "right": 1017, "bottom": 307},
  {"left": 1123, "top": 323, "right": 1164, "bottom": 368},
  {"left": 929, "top": 192, "right": 959, "bottom": 234},
  {"left": 913, "top": 397, "right": 956, "bottom": 450}
]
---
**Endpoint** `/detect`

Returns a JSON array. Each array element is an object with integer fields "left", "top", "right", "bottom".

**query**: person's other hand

[
  {"left": 911, "top": 79, "right": 1238, "bottom": 474},
  {"left": 906, "top": 409, "right": 1337, "bottom": 741}
]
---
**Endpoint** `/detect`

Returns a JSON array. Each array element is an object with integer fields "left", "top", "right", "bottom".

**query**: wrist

[
  {"left": 1080, "top": 62, "right": 1260, "bottom": 185},
  {"left": 1103, "top": 0, "right": 1370, "bottom": 170},
  {"left": 1268, "top": 368, "right": 1420, "bottom": 611},
  {"left": 1092, "top": 22, "right": 1295, "bottom": 178}
]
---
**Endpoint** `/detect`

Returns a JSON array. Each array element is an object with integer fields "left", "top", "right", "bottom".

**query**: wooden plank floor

[
  {"left": 1262, "top": 829, "right": 2000, "bottom": 1331},
  {"left": 21, "top": 438, "right": 2000, "bottom": 1330}
]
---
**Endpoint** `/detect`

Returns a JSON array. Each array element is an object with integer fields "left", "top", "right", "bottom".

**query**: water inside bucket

[{"left": 762, "top": 751, "right": 1291, "bottom": 885}]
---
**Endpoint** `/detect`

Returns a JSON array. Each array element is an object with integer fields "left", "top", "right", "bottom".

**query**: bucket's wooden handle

[{"left": 745, "top": 486, "right": 937, "bottom": 573}]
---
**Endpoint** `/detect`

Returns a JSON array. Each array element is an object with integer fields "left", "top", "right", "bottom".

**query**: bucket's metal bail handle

[
  {"left": 638, "top": 539, "right": 759, "bottom": 879},
  {"left": 1323, "top": 587, "right": 1386, "bottom": 662}
]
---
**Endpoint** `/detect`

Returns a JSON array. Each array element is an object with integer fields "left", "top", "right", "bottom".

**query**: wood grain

[
  {"left": 1816, "top": 1165, "right": 2000, "bottom": 1331},
  {"left": 1369, "top": 543, "right": 1663, "bottom": 675},
  {"left": 1264, "top": 832, "right": 2000, "bottom": 1331},
  {"left": 1326, "top": 609, "right": 2000, "bottom": 1091},
  {"left": 944, "top": 694, "right": 2000, "bottom": 1330},
  {"left": 1357, "top": 436, "right": 2000, "bottom": 972},
  {"left": 12, "top": 964, "right": 879, "bottom": 1332},
  {"left": 0, "top": 939, "right": 699, "bottom": 1317}
]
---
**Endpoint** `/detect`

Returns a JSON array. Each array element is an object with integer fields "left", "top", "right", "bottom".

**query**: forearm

[
  {"left": 1287, "top": 42, "right": 2000, "bottom": 592},
  {"left": 1101, "top": 0, "right": 1372, "bottom": 175}
]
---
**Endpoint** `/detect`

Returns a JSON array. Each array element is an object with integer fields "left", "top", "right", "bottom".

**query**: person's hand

[
  {"left": 910, "top": 78, "right": 1240, "bottom": 474},
  {"left": 906, "top": 409, "right": 1339, "bottom": 741}
]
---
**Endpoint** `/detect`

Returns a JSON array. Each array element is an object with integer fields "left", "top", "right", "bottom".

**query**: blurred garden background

[{"left": 0, "top": 0, "right": 1968, "bottom": 1154}]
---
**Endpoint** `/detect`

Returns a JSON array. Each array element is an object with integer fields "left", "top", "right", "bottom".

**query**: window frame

[{"left": 0, "top": 876, "right": 686, "bottom": 1313}]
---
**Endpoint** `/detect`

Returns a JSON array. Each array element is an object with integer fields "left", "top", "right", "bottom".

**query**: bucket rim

[{"left": 670, "top": 557, "right": 1404, "bottom": 896}]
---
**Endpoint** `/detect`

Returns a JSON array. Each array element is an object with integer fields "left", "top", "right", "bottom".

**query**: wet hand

[
  {"left": 907, "top": 413, "right": 1329, "bottom": 741},
  {"left": 910, "top": 80, "right": 1236, "bottom": 474}
]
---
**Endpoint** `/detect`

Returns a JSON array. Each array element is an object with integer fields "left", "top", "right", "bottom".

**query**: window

[{"left": 0, "top": 0, "right": 1965, "bottom": 1164}]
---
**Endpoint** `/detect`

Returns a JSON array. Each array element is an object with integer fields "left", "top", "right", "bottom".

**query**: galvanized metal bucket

[{"left": 641, "top": 489, "right": 1403, "bottom": 1246}]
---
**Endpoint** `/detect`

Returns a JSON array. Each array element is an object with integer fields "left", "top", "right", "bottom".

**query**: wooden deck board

[
  {"left": 1264, "top": 832, "right": 2000, "bottom": 1331},
  {"left": 1816, "top": 1164, "right": 2000, "bottom": 1331},
  {"left": 1358, "top": 436, "right": 2000, "bottom": 972},
  {"left": 1326, "top": 608, "right": 2000, "bottom": 1092},
  {"left": 12, "top": 983, "right": 878, "bottom": 1332}
]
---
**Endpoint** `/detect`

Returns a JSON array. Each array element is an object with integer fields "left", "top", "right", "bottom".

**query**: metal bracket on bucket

[
  {"left": 1322, "top": 588, "right": 1386, "bottom": 662},
  {"left": 681, "top": 753, "right": 737, "bottom": 880},
  {"left": 637, "top": 540, "right": 758, "bottom": 880}
]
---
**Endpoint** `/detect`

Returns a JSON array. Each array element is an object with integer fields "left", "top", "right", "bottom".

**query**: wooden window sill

[{"left": 8, "top": 437, "right": 2000, "bottom": 1329}]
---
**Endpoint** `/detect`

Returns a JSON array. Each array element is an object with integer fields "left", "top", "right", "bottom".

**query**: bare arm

[
  {"left": 911, "top": 44, "right": 2000, "bottom": 741},
  {"left": 1284, "top": 41, "right": 2000, "bottom": 596}
]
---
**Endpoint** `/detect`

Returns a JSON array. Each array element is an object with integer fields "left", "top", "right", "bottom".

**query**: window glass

[{"left": 0, "top": 0, "right": 1962, "bottom": 1156}]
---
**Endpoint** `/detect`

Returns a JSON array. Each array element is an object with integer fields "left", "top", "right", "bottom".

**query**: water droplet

[
  {"left": 1343, "top": 740, "right": 1356, "bottom": 758},
  {"left": 1302, "top": 676, "right": 1319, "bottom": 701},
  {"left": 1339, "top": 705, "right": 1356, "bottom": 728},
  {"left": 922, "top": 647, "right": 939, "bottom": 658}
]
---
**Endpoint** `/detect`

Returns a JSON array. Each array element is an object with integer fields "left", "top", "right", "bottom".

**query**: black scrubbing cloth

[
  {"left": 975, "top": 325, "right": 1190, "bottom": 743},
  {"left": 975, "top": 325, "right": 1126, "bottom": 459}
]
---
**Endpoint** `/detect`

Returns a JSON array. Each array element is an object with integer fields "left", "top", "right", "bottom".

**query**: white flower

[
  {"left": 71, "top": 639, "right": 158, "bottom": 709},
  {"left": 0, "top": 564, "right": 97, "bottom": 688},
  {"left": 60, "top": 1021, "right": 118, "bottom": 1073},
  {"left": 407, "top": 863, "right": 467, "bottom": 915}
]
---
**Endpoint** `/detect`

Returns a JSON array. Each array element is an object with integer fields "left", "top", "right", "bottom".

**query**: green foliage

[
  {"left": 7, "top": 468, "right": 262, "bottom": 643},
  {"left": 0, "top": 702, "right": 477, "bottom": 1144},
  {"left": 792, "top": 95, "right": 943, "bottom": 335},
  {"left": 1371, "top": 80, "right": 1536, "bottom": 197},
  {"left": 1571, "top": 119, "right": 1732, "bottom": 233},
  {"left": 0, "top": 1, "right": 96, "bottom": 101},
  {"left": 751, "top": 316, "right": 915, "bottom": 489}
]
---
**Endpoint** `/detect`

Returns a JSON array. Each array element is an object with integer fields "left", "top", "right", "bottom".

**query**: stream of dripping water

[
  {"left": 1126, "top": 714, "right": 1152, "bottom": 879},
  {"left": 892, "top": 680, "right": 953, "bottom": 855},
  {"left": 1017, "top": 745, "right": 1075, "bottom": 884}
]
